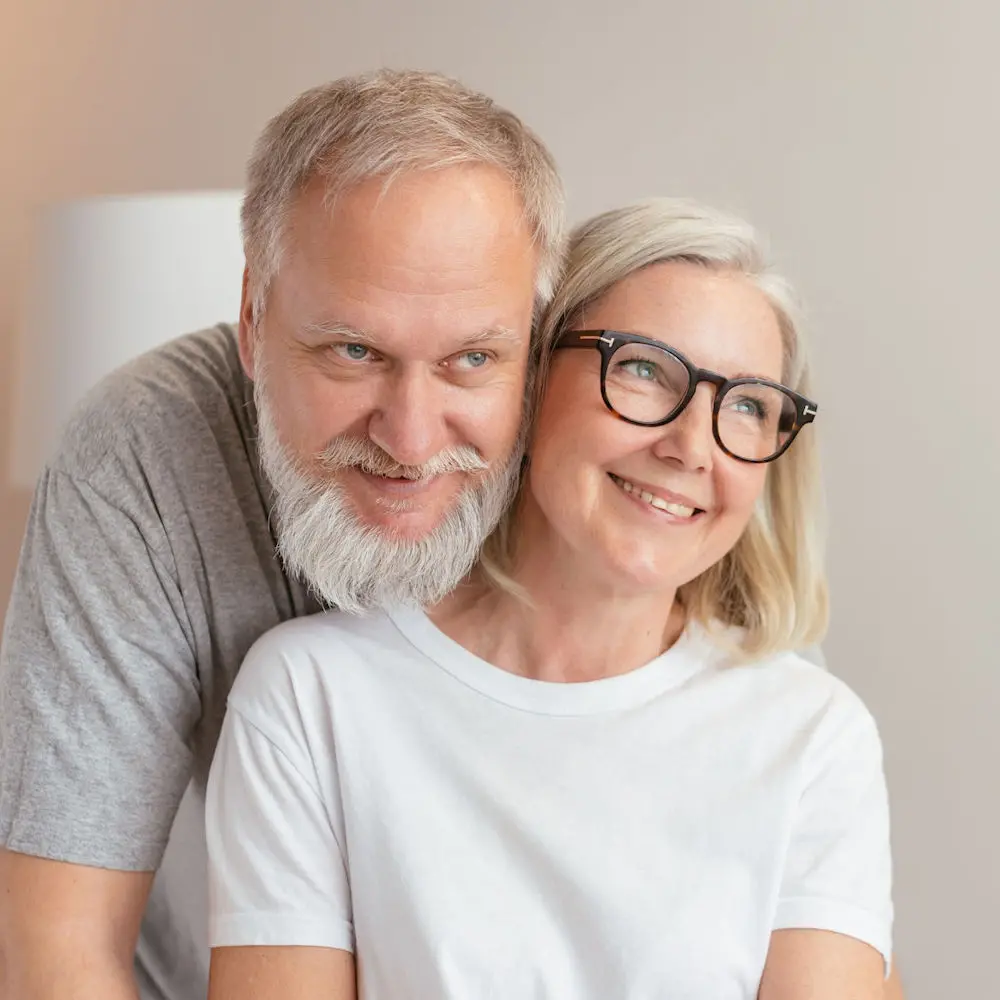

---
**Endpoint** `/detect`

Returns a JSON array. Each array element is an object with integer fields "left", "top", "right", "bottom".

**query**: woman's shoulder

[
  {"left": 761, "top": 646, "right": 874, "bottom": 720},
  {"left": 229, "top": 608, "right": 408, "bottom": 712},
  {"left": 696, "top": 622, "right": 882, "bottom": 745}
]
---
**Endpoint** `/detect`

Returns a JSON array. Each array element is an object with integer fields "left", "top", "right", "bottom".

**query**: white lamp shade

[{"left": 8, "top": 191, "right": 246, "bottom": 488}]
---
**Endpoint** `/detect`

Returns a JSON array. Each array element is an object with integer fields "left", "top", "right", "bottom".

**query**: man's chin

[
  {"left": 279, "top": 490, "right": 486, "bottom": 615},
  {"left": 349, "top": 503, "right": 454, "bottom": 543},
  {"left": 342, "top": 468, "right": 466, "bottom": 525},
  {"left": 341, "top": 475, "right": 469, "bottom": 541}
]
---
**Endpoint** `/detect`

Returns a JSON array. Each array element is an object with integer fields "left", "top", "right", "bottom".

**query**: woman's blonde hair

[{"left": 481, "top": 198, "right": 828, "bottom": 658}]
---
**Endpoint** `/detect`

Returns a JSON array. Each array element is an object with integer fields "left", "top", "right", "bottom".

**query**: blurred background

[{"left": 2, "top": 1, "right": 998, "bottom": 995}]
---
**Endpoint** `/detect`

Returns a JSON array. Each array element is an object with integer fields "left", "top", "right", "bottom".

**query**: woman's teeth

[{"left": 610, "top": 474, "right": 697, "bottom": 518}]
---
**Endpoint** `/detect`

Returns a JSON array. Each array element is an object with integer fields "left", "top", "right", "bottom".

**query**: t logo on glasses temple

[{"left": 571, "top": 333, "right": 617, "bottom": 347}]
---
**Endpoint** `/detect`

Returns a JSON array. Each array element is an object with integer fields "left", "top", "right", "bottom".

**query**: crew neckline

[{"left": 387, "top": 606, "right": 715, "bottom": 716}]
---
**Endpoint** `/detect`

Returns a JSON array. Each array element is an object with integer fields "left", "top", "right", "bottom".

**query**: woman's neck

[{"left": 429, "top": 504, "right": 685, "bottom": 684}]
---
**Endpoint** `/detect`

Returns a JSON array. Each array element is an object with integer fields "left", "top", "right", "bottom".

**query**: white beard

[{"left": 254, "top": 378, "right": 522, "bottom": 614}]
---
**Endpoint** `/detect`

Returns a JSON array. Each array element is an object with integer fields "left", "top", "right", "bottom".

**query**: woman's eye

[
  {"left": 332, "top": 343, "right": 371, "bottom": 362},
  {"left": 731, "top": 396, "right": 766, "bottom": 419},
  {"left": 620, "top": 360, "right": 658, "bottom": 380}
]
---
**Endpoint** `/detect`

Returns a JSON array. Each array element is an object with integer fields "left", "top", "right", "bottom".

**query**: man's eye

[
  {"left": 332, "top": 343, "right": 371, "bottom": 362},
  {"left": 453, "top": 351, "right": 491, "bottom": 370}
]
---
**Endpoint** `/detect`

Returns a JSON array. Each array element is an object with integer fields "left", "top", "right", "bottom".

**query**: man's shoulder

[{"left": 52, "top": 324, "right": 253, "bottom": 486}]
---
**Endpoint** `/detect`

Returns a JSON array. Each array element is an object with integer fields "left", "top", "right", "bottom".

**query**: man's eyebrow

[
  {"left": 457, "top": 326, "right": 522, "bottom": 348},
  {"left": 300, "top": 320, "right": 378, "bottom": 346},
  {"left": 300, "top": 321, "right": 522, "bottom": 349}
]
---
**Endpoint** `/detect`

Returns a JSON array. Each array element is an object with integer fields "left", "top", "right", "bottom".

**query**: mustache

[{"left": 316, "top": 435, "right": 489, "bottom": 481}]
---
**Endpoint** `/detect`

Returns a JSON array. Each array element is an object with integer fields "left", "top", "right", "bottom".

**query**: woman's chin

[{"left": 591, "top": 552, "right": 686, "bottom": 598}]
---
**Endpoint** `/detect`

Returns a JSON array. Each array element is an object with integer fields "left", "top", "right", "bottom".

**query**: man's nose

[
  {"left": 651, "top": 384, "right": 716, "bottom": 472},
  {"left": 367, "top": 368, "right": 451, "bottom": 468}
]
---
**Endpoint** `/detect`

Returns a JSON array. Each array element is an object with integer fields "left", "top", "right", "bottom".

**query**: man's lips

[{"left": 352, "top": 468, "right": 444, "bottom": 496}]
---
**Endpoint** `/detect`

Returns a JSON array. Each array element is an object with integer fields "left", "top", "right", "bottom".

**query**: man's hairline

[{"left": 247, "top": 164, "right": 555, "bottom": 326}]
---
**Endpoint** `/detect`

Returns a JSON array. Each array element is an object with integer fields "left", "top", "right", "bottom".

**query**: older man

[{"left": 0, "top": 69, "right": 563, "bottom": 1000}]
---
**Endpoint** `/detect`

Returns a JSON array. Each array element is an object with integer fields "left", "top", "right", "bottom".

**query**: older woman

[{"left": 206, "top": 199, "right": 892, "bottom": 999}]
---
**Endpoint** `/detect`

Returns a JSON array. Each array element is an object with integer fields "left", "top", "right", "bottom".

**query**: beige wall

[{"left": 2, "top": 1, "right": 998, "bottom": 995}]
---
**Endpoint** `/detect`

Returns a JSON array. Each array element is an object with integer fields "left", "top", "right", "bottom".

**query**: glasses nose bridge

[{"left": 688, "top": 366, "right": 727, "bottom": 407}]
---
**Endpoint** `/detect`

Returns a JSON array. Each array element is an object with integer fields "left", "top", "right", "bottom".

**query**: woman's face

[{"left": 525, "top": 260, "right": 786, "bottom": 596}]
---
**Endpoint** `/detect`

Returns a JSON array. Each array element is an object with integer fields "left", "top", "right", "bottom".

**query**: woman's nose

[{"left": 651, "top": 384, "right": 716, "bottom": 471}]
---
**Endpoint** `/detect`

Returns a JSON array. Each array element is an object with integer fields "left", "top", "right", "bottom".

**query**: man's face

[{"left": 239, "top": 165, "right": 538, "bottom": 611}]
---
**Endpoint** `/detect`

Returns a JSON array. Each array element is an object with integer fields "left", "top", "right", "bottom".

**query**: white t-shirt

[{"left": 206, "top": 608, "right": 892, "bottom": 999}]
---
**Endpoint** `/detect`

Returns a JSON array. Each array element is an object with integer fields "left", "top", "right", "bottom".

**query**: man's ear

[{"left": 237, "top": 265, "right": 257, "bottom": 378}]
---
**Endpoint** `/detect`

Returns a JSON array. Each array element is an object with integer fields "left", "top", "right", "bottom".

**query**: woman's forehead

[{"left": 583, "top": 261, "right": 785, "bottom": 379}]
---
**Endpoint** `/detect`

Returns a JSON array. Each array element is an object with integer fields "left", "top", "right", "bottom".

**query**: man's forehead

[{"left": 291, "top": 167, "right": 533, "bottom": 252}]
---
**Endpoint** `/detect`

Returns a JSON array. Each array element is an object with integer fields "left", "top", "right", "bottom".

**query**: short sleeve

[
  {"left": 206, "top": 701, "right": 354, "bottom": 951},
  {"left": 0, "top": 467, "right": 200, "bottom": 870},
  {"left": 774, "top": 694, "right": 893, "bottom": 969}
]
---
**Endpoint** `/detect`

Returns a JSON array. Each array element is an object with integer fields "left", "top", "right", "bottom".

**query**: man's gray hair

[{"left": 241, "top": 68, "right": 565, "bottom": 321}]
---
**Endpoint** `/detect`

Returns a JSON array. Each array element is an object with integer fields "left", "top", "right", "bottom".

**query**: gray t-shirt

[{"left": 0, "top": 324, "right": 321, "bottom": 1000}]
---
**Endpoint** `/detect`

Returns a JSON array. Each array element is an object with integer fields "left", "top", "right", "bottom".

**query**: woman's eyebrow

[
  {"left": 632, "top": 332, "right": 778, "bottom": 381},
  {"left": 728, "top": 369, "right": 777, "bottom": 381}
]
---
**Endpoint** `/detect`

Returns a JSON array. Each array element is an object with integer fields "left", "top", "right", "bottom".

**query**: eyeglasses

[{"left": 555, "top": 330, "right": 818, "bottom": 464}]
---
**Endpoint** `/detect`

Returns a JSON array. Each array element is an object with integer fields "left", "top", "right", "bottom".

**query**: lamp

[{"left": 8, "top": 191, "right": 245, "bottom": 488}]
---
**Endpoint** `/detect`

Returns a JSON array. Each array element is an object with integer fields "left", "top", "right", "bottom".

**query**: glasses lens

[
  {"left": 604, "top": 342, "right": 690, "bottom": 424},
  {"left": 717, "top": 382, "right": 799, "bottom": 461}
]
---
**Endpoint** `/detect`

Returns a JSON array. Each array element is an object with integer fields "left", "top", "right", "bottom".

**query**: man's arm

[
  {"left": 0, "top": 850, "right": 153, "bottom": 1000},
  {"left": 0, "top": 464, "right": 201, "bottom": 997}
]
